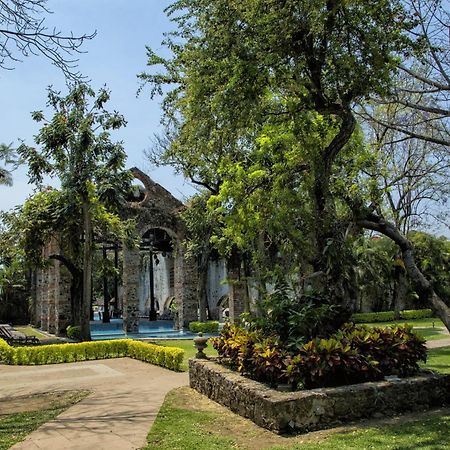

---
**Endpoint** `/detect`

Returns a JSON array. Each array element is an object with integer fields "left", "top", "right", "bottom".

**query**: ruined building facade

[{"left": 31, "top": 168, "right": 245, "bottom": 335}]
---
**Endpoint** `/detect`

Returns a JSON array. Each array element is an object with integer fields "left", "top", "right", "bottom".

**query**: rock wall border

[{"left": 189, "top": 358, "right": 450, "bottom": 433}]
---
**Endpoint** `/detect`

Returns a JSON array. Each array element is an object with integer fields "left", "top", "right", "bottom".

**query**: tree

[
  {"left": 141, "top": 0, "right": 416, "bottom": 316},
  {"left": 0, "top": 0, "right": 95, "bottom": 79},
  {"left": 364, "top": 107, "right": 449, "bottom": 234},
  {"left": 18, "top": 84, "right": 131, "bottom": 340},
  {"left": 0, "top": 143, "right": 20, "bottom": 186},
  {"left": 360, "top": 0, "right": 450, "bottom": 147}
]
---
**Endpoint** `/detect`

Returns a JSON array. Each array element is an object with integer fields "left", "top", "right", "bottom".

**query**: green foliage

[
  {"left": 139, "top": 0, "right": 418, "bottom": 295},
  {"left": 0, "top": 338, "right": 184, "bottom": 371},
  {"left": 0, "top": 143, "right": 20, "bottom": 186},
  {"left": 409, "top": 231, "right": 450, "bottom": 302},
  {"left": 188, "top": 321, "right": 219, "bottom": 334},
  {"left": 212, "top": 323, "right": 427, "bottom": 389},
  {"left": 243, "top": 279, "right": 349, "bottom": 349},
  {"left": 66, "top": 325, "right": 81, "bottom": 341},
  {"left": 400, "top": 309, "right": 434, "bottom": 320},
  {"left": 351, "top": 309, "right": 433, "bottom": 323}
]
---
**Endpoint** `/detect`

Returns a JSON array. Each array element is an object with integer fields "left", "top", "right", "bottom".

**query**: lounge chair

[{"left": 0, "top": 325, "right": 40, "bottom": 345}]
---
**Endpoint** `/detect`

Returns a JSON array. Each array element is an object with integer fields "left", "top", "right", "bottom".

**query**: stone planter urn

[{"left": 193, "top": 332, "right": 209, "bottom": 359}]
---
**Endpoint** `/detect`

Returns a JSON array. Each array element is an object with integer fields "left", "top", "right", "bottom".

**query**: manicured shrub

[
  {"left": 351, "top": 309, "right": 433, "bottom": 323},
  {"left": 0, "top": 339, "right": 184, "bottom": 371},
  {"left": 351, "top": 311, "right": 395, "bottom": 323},
  {"left": 400, "top": 309, "right": 433, "bottom": 320},
  {"left": 66, "top": 325, "right": 81, "bottom": 340},
  {"left": 0, "top": 338, "right": 13, "bottom": 363},
  {"left": 189, "top": 321, "right": 219, "bottom": 334}
]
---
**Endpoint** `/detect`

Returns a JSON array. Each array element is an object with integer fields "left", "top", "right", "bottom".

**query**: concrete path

[
  {"left": 0, "top": 358, "right": 188, "bottom": 450},
  {"left": 427, "top": 337, "right": 450, "bottom": 349}
]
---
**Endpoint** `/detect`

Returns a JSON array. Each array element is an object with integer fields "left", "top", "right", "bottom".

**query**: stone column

[
  {"left": 40, "top": 268, "right": 49, "bottom": 332},
  {"left": 55, "top": 265, "right": 72, "bottom": 335},
  {"left": 174, "top": 245, "right": 198, "bottom": 329},
  {"left": 47, "top": 260, "right": 57, "bottom": 334},
  {"left": 123, "top": 246, "right": 140, "bottom": 333},
  {"left": 228, "top": 267, "right": 246, "bottom": 324},
  {"left": 34, "top": 269, "right": 43, "bottom": 328}
]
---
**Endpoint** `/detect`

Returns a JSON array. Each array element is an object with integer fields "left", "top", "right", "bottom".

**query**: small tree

[{"left": 19, "top": 84, "right": 130, "bottom": 340}]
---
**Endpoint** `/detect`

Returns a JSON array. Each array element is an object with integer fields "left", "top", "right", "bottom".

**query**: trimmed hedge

[
  {"left": 0, "top": 338, "right": 184, "bottom": 371},
  {"left": 189, "top": 321, "right": 219, "bottom": 334},
  {"left": 351, "top": 309, "right": 433, "bottom": 323}
]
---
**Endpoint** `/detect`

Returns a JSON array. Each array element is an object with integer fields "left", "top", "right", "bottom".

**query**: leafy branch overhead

[{"left": 0, "top": 0, "right": 96, "bottom": 79}]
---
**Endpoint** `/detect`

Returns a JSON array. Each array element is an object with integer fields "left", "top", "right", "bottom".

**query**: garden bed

[{"left": 189, "top": 358, "right": 450, "bottom": 434}]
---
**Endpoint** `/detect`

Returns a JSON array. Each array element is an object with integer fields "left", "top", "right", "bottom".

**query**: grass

[
  {"left": 14, "top": 326, "right": 48, "bottom": 340},
  {"left": 424, "top": 346, "right": 450, "bottom": 374},
  {"left": 146, "top": 337, "right": 450, "bottom": 449},
  {"left": 0, "top": 391, "right": 88, "bottom": 450},
  {"left": 146, "top": 387, "right": 450, "bottom": 450}
]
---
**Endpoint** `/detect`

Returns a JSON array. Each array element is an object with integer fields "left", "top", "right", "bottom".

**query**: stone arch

[{"left": 121, "top": 168, "right": 198, "bottom": 332}]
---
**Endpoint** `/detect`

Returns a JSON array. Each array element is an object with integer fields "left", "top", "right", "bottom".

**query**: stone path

[{"left": 0, "top": 358, "right": 188, "bottom": 450}]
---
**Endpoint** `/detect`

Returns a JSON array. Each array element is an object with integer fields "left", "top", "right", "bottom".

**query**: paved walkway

[{"left": 0, "top": 358, "right": 188, "bottom": 450}]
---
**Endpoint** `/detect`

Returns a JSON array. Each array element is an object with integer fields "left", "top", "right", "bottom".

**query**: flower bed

[
  {"left": 210, "top": 323, "right": 427, "bottom": 389},
  {"left": 0, "top": 338, "right": 184, "bottom": 371}
]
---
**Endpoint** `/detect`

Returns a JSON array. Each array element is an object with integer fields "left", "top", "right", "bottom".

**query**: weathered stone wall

[
  {"left": 189, "top": 358, "right": 450, "bottom": 434},
  {"left": 33, "top": 238, "right": 73, "bottom": 335}
]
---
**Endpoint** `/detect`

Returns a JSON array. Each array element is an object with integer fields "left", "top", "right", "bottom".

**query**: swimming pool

[{"left": 90, "top": 318, "right": 207, "bottom": 340}]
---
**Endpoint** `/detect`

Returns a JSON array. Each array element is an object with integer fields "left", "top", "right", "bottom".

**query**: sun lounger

[{"left": 0, "top": 325, "right": 40, "bottom": 345}]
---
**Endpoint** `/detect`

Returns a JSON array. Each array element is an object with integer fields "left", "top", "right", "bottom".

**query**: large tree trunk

[
  {"left": 197, "top": 250, "right": 210, "bottom": 322},
  {"left": 310, "top": 109, "right": 356, "bottom": 309},
  {"left": 356, "top": 212, "right": 450, "bottom": 332},
  {"left": 81, "top": 199, "right": 93, "bottom": 341}
]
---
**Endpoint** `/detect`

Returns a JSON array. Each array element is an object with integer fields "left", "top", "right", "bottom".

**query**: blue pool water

[{"left": 90, "top": 318, "right": 201, "bottom": 340}]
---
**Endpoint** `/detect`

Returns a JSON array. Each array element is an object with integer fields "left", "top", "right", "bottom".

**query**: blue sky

[{"left": 0, "top": 0, "right": 196, "bottom": 212}]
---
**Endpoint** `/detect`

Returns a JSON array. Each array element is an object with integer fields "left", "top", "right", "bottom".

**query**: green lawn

[
  {"left": 146, "top": 342, "right": 450, "bottom": 449},
  {"left": 146, "top": 387, "right": 450, "bottom": 450},
  {"left": 425, "top": 346, "right": 450, "bottom": 374},
  {"left": 14, "top": 326, "right": 48, "bottom": 339},
  {"left": 0, "top": 391, "right": 88, "bottom": 450}
]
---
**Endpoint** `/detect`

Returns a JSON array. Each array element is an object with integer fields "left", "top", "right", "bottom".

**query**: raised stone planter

[{"left": 189, "top": 358, "right": 450, "bottom": 433}]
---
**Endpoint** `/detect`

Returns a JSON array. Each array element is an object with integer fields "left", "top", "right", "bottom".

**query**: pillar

[
  {"left": 55, "top": 265, "right": 72, "bottom": 335},
  {"left": 123, "top": 246, "right": 140, "bottom": 333},
  {"left": 174, "top": 245, "right": 198, "bottom": 329}
]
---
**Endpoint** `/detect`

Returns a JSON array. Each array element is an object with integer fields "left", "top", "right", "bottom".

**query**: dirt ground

[
  {"left": 0, "top": 391, "right": 89, "bottom": 416},
  {"left": 169, "top": 386, "right": 450, "bottom": 450}
]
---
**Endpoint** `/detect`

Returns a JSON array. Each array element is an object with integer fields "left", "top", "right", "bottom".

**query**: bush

[
  {"left": 212, "top": 323, "right": 427, "bottom": 389},
  {"left": 66, "top": 325, "right": 81, "bottom": 340},
  {"left": 351, "top": 311, "right": 395, "bottom": 323},
  {"left": 351, "top": 309, "right": 433, "bottom": 323},
  {"left": 0, "top": 338, "right": 184, "bottom": 371},
  {"left": 286, "top": 338, "right": 382, "bottom": 389},
  {"left": 211, "top": 324, "right": 288, "bottom": 386},
  {"left": 400, "top": 309, "right": 433, "bottom": 320},
  {"left": 189, "top": 321, "right": 219, "bottom": 334},
  {"left": 286, "top": 324, "right": 427, "bottom": 388}
]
